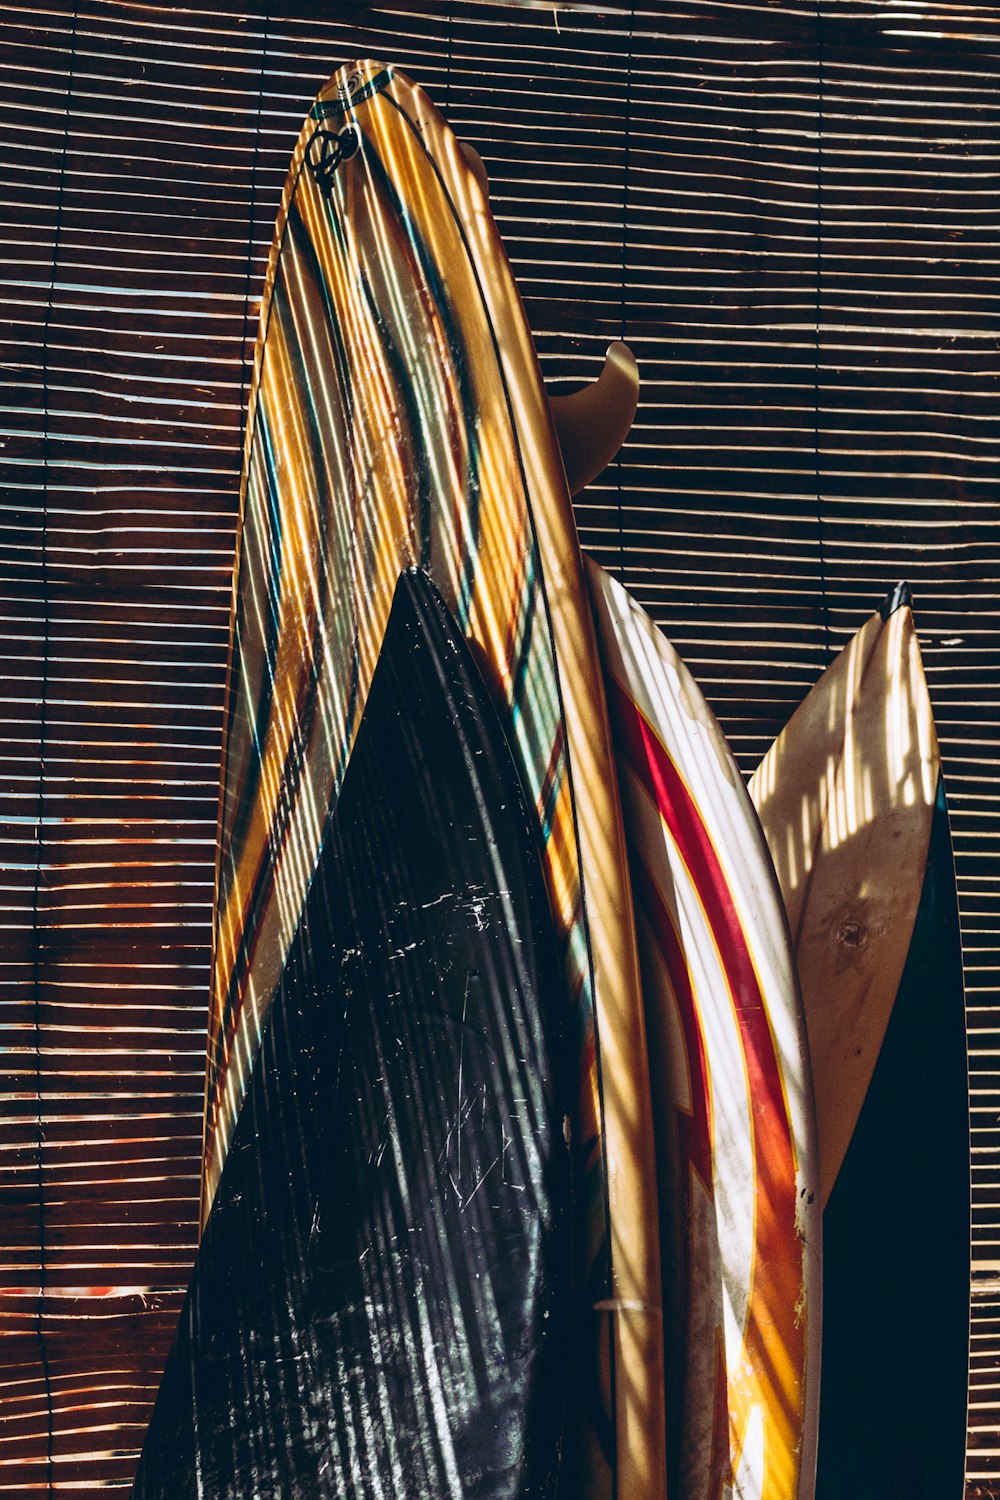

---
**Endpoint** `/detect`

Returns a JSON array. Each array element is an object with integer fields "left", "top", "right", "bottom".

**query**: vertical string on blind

[
  {"left": 814, "top": 0, "right": 832, "bottom": 664},
  {"left": 615, "top": 4, "right": 636, "bottom": 583},
  {"left": 33, "top": 8, "right": 80, "bottom": 1491}
]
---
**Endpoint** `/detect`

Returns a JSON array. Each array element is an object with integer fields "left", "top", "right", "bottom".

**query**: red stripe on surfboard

[
  {"left": 631, "top": 853, "right": 722, "bottom": 1491},
  {"left": 630, "top": 856, "right": 712, "bottom": 1192},
  {"left": 608, "top": 674, "right": 806, "bottom": 1488}
]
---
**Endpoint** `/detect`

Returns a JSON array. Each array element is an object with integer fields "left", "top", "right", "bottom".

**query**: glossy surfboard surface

[
  {"left": 202, "top": 61, "right": 664, "bottom": 1495},
  {"left": 134, "top": 569, "right": 573, "bottom": 1498},
  {"left": 585, "top": 556, "right": 820, "bottom": 1500},
  {"left": 750, "top": 592, "right": 970, "bottom": 1499}
]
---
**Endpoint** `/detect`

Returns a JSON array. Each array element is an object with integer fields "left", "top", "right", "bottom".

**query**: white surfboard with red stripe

[{"left": 585, "top": 557, "right": 820, "bottom": 1500}]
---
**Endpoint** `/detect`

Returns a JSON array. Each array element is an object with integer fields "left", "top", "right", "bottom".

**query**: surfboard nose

[{"left": 880, "top": 579, "right": 912, "bottom": 618}]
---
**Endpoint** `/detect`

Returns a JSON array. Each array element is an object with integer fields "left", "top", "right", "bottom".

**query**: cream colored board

[{"left": 749, "top": 599, "right": 939, "bottom": 1207}]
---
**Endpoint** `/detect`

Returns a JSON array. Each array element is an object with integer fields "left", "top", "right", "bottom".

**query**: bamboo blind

[{"left": 1, "top": 0, "right": 998, "bottom": 1491}]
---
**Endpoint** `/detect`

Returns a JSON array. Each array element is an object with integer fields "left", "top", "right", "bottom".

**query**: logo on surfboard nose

[
  {"left": 340, "top": 69, "right": 366, "bottom": 99},
  {"left": 306, "top": 127, "right": 360, "bottom": 197},
  {"left": 309, "top": 66, "right": 393, "bottom": 123}
]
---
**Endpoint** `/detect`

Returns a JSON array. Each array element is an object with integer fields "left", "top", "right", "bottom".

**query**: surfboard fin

[
  {"left": 548, "top": 341, "right": 640, "bottom": 496},
  {"left": 456, "top": 140, "right": 637, "bottom": 496}
]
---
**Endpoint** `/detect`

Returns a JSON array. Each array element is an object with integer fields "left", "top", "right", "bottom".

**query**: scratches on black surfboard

[{"left": 133, "top": 568, "right": 572, "bottom": 1499}]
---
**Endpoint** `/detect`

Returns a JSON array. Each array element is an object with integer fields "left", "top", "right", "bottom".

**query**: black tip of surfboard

[
  {"left": 132, "top": 561, "right": 572, "bottom": 1499},
  {"left": 880, "top": 581, "right": 912, "bottom": 620}
]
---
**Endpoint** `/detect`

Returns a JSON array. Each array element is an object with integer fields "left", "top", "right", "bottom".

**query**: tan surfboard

[
  {"left": 748, "top": 586, "right": 939, "bottom": 1208},
  {"left": 750, "top": 591, "right": 969, "bottom": 1498}
]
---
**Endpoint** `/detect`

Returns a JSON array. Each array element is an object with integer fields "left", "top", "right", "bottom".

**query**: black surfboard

[
  {"left": 817, "top": 778, "right": 970, "bottom": 1500},
  {"left": 132, "top": 568, "right": 573, "bottom": 1498}
]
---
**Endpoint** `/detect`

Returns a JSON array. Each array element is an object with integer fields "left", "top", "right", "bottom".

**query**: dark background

[{"left": 2, "top": 0, "right": 998, "bottom": 1491}]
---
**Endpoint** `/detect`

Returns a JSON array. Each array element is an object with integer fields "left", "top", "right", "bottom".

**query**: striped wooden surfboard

[
  {"left": 749, "top": 588, "right": 969, "bottom": 1499},
  {"left": 586, "top": 556, "right": 821, "bottom": 1500},
  {"left": 202, "top": 61, "right": 663, "bottom": 1497}
]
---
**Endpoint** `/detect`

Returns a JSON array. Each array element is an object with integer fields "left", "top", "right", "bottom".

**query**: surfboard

[
  {"left": 585, "top": 556, "right": 821, "bottom": 1500},
  {"left": 134, "top": 569, "right": 574, "bottom": 1497},
  {"left": 749, "top": 587, "right": 969, "bottom": 1499},
  {"left": 202, "top": 60, "right": 663, "bottom": 1497}
]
